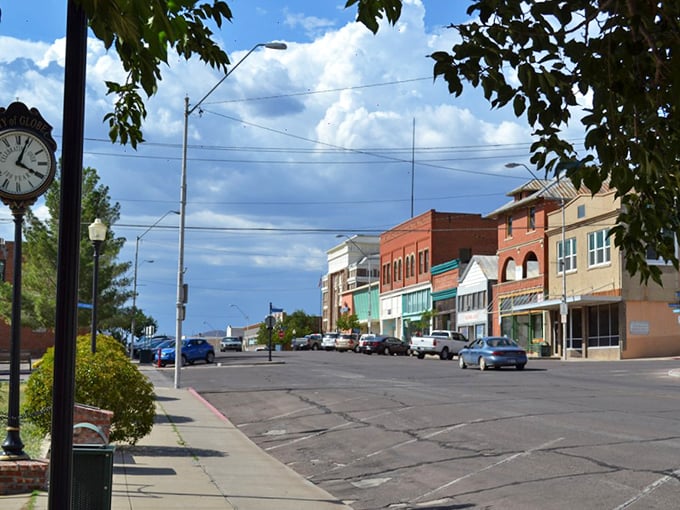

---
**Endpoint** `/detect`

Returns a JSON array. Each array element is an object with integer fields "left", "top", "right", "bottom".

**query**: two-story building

[
  {"left": 456, "top": 255, "right": 498, "bottom": 341},
  {"left": 485, "top": 179, "right": 579, "bottom": 354},
  {"left": 379, "top": 209, "right": 497, "bottom": 340},
  {"left": 322, "top": 235, "right": 380, "bottom": 334},
  {"left": 543, "top": 189, "right": 680, "bottom": 359}
]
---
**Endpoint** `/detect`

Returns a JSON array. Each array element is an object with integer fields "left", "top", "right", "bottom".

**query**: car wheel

[
  {"left": 181, "top": 354, "right": 188, "bottom": 366},
  {"left": 479, "top": 357, "right": 487, "bottom": 371},
  {"left": 439, "top": 347, "right": 449, "bottom": 360},
  {"left": 354, "top": 345, "right": 361, "bottom": 353},
  {"left": 417, "top": 353, "right": 425, "bottom": 359},
  {"left": 160, "top": 361, "right": 167, "bottom": 368},
  {"left": 206, "top": 352, "right": 215, "bottom": 364},
  {"left": 458, "top": 356, "right": 467, "bottom": 369},
  {"left": 383, "top": 346, "right": 390, "bottom": 355},
  {"left": 516, "top": 363, "right": 526, "bottom": 370}
]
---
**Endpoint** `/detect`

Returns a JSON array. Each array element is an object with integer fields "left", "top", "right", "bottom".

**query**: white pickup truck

[{"left": 410, "top": 330, "right": 469, "bottom": 360}]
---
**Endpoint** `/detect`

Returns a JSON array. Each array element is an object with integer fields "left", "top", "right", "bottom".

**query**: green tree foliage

[
  {"left": 255, "top": 310, "right": 319, "bottom": 348},
  {"left": 359, "top": 1, "right": 680, "bottom": 284},
  {"left": 0, "top": 167, "right": 134, "bottom": 333},
  {"left": 336, "top": 313, "right": 360, "bottom": 332},
  {"left": 23, "top": 334, "right": 156, "bottom": 444}
]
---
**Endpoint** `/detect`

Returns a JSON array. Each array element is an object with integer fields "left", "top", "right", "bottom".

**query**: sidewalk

[{"left": 2, "top": 364, "right": 353, "bottom": 509}]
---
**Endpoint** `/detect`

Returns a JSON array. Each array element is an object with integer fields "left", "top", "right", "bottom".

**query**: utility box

[{"left": 72, "top": 423, "right": 115, "bottom": 510}]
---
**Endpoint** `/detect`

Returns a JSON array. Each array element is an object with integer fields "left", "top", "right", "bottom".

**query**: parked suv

[
  {"left": 220, "top": 336, "right": 243, "bottom": 352},
  {"left": 154, "top": 337, "right": 215, "bottom": 367},
  {"left": 335, "top": 333, "right": 359, "bottom": 352},
  {"left": 321, "top": 332, "right": 339, "bottom": 351}
]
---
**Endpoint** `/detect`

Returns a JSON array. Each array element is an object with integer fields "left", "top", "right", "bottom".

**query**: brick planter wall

[{"left": 0, "top": 404, "right": 113, "bottom": 495}]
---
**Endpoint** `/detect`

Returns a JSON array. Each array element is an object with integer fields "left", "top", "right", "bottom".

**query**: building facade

[
  {"left": 456, "top": 255, "right": 498, "bottom": 341},
  {"left": 379, "top": 210, "right": 497, "bottom": 340},
  {"left": 485, "top": 179, "right": 578, "bottom": 355},
  {"left": 322, "top": 235, "right": 380, "bottom": 334}
]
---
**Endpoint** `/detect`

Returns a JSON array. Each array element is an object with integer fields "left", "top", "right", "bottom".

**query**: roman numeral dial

[{"left": 0, "top": 129, "right": 56, "bottom": 200}]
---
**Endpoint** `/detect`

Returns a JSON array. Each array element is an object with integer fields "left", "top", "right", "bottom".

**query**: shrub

[{"left": 23, "top": 334, "right": 155, "bottom": 445}]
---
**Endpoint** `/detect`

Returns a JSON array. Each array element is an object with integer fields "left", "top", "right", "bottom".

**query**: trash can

[
  {"left": 139, "top": 348, "right": 154, "bottom": 363},
  {"left": 540, "top": 343, "right": 551, "bottom": 357},
  {"left": 72, "top": 423, "right": 115, "bottom": 510}
]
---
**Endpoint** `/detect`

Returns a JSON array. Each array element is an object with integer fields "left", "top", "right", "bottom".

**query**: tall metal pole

[
  {"left": 90, "top": 239, "right": 102, "bottom": 353},
  {"left": 1, "top": 209, "right": 28, "bottom": 460},
  {"left": 50, "top": 1, "right": 88, "bottom": 506},
  {"left": 131, "top": 210, "right": 178, "bottom": 359},
  {"left": 175, "top": 95, "right": 189, "bottom": 389},
  {"left": 561, "top": 200, "right": 568, "bottom": 360},
  {"left": 175, "top": 42, "right": 286, "bottom": 389}
]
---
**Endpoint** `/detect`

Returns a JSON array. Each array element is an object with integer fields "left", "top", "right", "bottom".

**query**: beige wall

[
  {"left": 623, "top": 301, "right": 680, "bottom": 359},
  {"left": 547, "top": 192, "right": 623, "bottom": 301}
]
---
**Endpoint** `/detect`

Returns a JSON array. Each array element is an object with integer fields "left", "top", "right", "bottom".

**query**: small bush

[{"left": 23, "top": 334, "right": 155, "bottom": 445}]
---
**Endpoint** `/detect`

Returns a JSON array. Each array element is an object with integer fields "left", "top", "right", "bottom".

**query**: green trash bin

[
  {"left": 72, "top": 423, "right": 115, "bottom": 510},
  {"left": 139, "top": 348, "right": 154, "bottom": 363}
]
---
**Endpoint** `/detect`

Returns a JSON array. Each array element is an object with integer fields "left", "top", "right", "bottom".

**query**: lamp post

[
  {"left": 506, "top": 162, "right": 568, "bottom": 360},
  {"left": 336, "top": 234, "right": 376, "bottom": 334},
  {"left": 175, "top": 41, "right": 286, "bottom": 389},
  {"left": 130, "top": 210, "right": 179, "bottom": 358},
  {"left": 88, "top": 218, "right": 108, "bottom": 354}
]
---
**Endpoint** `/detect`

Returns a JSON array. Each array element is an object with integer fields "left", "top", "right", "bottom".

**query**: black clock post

[{"left": 0, "top": 102, "right": 57, "bottom": 460}]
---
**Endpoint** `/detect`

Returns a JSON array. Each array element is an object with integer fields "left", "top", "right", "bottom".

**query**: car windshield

[{"left": 486, "top": 338, "right": 517, "bottom": 347}]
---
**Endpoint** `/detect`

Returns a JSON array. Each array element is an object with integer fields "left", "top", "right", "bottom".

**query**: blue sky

[{"left": 0, "top": 1, "right": 587, "bottom": 337}]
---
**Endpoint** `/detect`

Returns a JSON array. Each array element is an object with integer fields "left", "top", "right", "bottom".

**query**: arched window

[
  {"left": 504, "top": 258, "right": 516, "bottom": 282},
  {"left": 525, "top": 252, "right": 539, "bottom": 278}
]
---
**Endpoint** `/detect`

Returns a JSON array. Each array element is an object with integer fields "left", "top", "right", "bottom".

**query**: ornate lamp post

[{"left": 88, "top": 218, "right": 108, "bottom": 354}]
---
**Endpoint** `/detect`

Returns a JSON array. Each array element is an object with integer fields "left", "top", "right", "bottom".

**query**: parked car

[
  {"left": 292, "top": 334, "right": 323, "bottom": 350},
  {"left": 334, "top": 333, "right": 359, "bottom": 352},
  {"left": 154, "top": 337, "right": 215, "bottom": 367},
  {"left": 458, "top": 336, "right": 528, "bottom": 371},
  {"left": 360, "top": 335, "right": 409, "bottom": 355},
  {"left": 133, "top": 335, "right": 173, "bottom": 359},
  {"left": 321, "top": 332, "right": 339, "bottom": 351},
  {"left": 220, "top": 336, "right": 243, "bottom": 352}
]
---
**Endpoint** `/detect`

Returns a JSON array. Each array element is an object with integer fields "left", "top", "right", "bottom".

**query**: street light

[
  {"left": 130, "top": 210, "right": 179, "bottom": 358},
  {"left": 336, "top": 234, "right": 377, "bottom": 334},
  {"left": 506, "top": 162, "right": 568, "bottom": 360},
  {"left": 175, "top": 41, "right": 286, "bottom": 389},
  {"left": 88, "top": 218, "right": 108, "bottom": 354}
]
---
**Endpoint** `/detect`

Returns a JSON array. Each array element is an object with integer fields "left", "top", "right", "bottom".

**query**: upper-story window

[
  {"left": 588, "top": 229, "right": 611, "bottom": 267},
  {"left": 528, "top": 207, "right": 536, "bottom": 231},
  {"left": 424, "top": 249, "right": 429, "bottom": 273},
  {"left": 646, "top": 230, "right": 676, "bottom": 265},
  {"left": 558, "top": 237, "right": 577, "bottom": 273},
  {"left": 397, "top": 258, "right": 403, "bottom": 280},
  {"left": 382, "top": 262, "right": 391, "bottom": 284},
  {"left": 506, "top": 215, "right": 513, "bottom": 237},
  {"left": 410, "top": 254, "right": 416, "bottom": 276}
]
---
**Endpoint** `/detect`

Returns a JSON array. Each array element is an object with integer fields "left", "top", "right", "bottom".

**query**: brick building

[{"left": 379, "top": 210, "right": 497, "bottom": 340}]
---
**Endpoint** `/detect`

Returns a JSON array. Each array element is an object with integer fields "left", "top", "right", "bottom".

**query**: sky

[{"left": 0, "top": 1, "right": 587, "bottom": 338}]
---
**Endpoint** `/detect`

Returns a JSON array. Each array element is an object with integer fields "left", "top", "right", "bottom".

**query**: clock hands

[
  {"left": 16, "top": 160, "right": 46, "bottom": 179},
  {"left": 12, "top": 138, "right": 46, "bottom": 179},
  {"left": 15, "top": 138, "right": 30, "bottom": 167}
]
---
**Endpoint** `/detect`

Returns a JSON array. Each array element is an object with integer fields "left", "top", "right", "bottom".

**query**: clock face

[{"left": 0, "top": 129, "right": 56, "bottom": 199}]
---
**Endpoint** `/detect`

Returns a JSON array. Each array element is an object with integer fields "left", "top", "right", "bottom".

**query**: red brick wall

[
  {"left": 380, "top": 210, "right": 497, "bottom": 293},
  {"left": 432, "top": 267, "right": 460, "bottom": 292}
]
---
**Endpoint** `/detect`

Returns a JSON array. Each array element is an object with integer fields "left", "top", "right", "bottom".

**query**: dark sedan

[
  {"left": 458, "top": 336, "right": 527, "bottom": 371},
  {"left": 360, "top": 335, "right": 410, "bottom": 355}
]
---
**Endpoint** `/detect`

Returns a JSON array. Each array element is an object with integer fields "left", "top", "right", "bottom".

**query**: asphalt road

[{"left": 155, "top": 351, "right": 680, "bottom": 510}]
